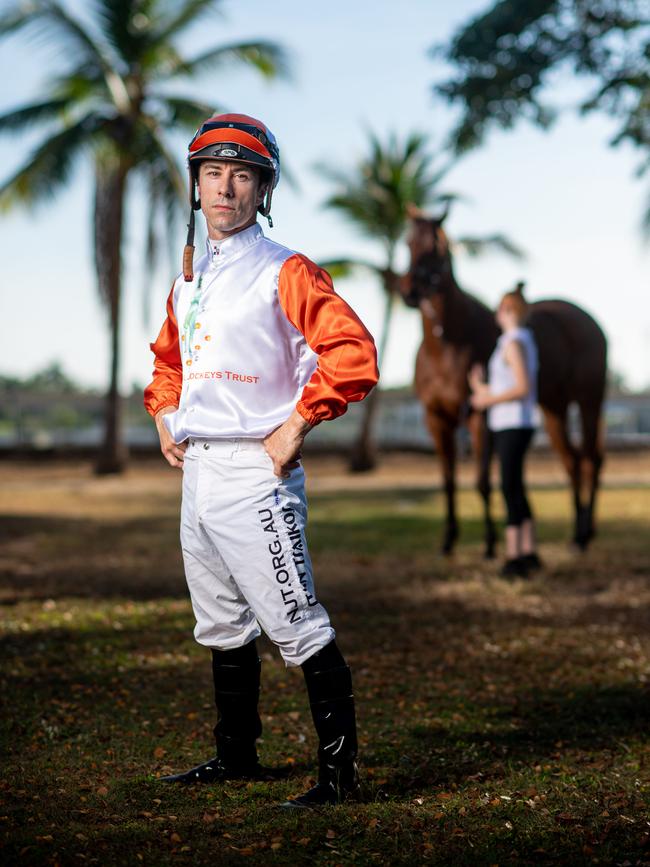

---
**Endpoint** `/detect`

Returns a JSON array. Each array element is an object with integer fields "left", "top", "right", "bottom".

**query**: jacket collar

[{"left": 205, "top": 222, "right": 263, "bottom": 264}]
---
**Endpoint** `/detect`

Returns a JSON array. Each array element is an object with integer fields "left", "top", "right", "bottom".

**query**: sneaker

[
  {"left": 500, "top": 557, "right": 529, "bottom": 578},
  {"left": 521, "top": 552, "right": 543, "bottom": 571}
]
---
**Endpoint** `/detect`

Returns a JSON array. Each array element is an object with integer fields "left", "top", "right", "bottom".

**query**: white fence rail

[{"left": 2, "top": 389, "right": 649, "bottom": 452}]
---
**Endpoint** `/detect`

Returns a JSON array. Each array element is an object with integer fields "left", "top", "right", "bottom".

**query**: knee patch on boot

[
  {"left": 301, "top": 639, "right": 346, "bottom": 675},
  {"left": 211, "top": 639, "right": 259, "bottom": 667},
  {"left": 304, "top": 665, "right": 353, "bottom": 706},
  {"left": 211, "top": 660, "right": 261, "bottom": 694}
]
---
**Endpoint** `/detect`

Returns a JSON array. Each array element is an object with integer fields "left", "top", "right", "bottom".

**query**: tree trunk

[
  {"left": 94, "top": 159, "right": 129, "bottom": 475},
  {"left": 349, "top": 281, "right": 395, "bottom": 472}
]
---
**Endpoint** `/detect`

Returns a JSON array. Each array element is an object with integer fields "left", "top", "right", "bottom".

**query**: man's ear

[{"left": 257, "top": 181, "right": 268, "bottom": 205}]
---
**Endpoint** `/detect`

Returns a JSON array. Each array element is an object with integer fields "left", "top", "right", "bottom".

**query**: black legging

[{"left": 493, "top": 427, "right": 534, "bottom": 526}]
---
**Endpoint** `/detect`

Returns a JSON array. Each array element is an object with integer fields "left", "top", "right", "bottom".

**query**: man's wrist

[
  {"left": 155, "top": 405, "right": 177, "bottom": 423},
  {"left": 288, "top": 409, "right": 312, "bottom": 436}
]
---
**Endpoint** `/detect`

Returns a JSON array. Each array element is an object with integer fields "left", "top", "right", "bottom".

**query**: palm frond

[
  {"left": 317, "top": 258, "right": 381, "bottom": 279},
  {"left": 149, "top": 0, "right": 224, "bottom": 47},
  {"left": 0, "top": 98, "right": 71, "bottom": 133},
  {"left": 156, "top": 94, "right": 222, "bottom": 130},
  {"left": 0, "top": 114, "right": 103, "bottom": 211},
  {"left": 170, "top": 40, "right": 291, "bottom": 80},
  {"left": 53, "top": 63, "right": 106, "bottom": 102},
  {"left": 142, "top": 165, "right": 160, "bottom": 327},
  {"left": 1, "top": 1, "right": 131, "bottom": 111},
  {"left": 1, "top": 1, "right": 106, "bottom": 69},
  {"left": 137, "top": 119, "right": 186, "bottom": 200},
  {"left": 94, "top": 0, "right": 162, "bottom": 66},
  {"left": 642, "top": 185, "right": 650, "bottom": 241},
  {"left": 135, "top": 119, "right": 188, "bottom": 319},
  {"left": 454, "top": 234, "right": 526, "bottom": 260}
]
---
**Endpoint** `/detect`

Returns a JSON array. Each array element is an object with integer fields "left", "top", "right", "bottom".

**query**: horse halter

[{"left": 404, "top": 249, "right": 452, "bottom": 308}]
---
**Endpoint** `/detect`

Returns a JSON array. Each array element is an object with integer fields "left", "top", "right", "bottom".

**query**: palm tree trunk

[
  {"left": 94, "top": 159, "right": 129, "bottom": 475},
  {"left": 349, "top": 281, "right": 395, "bottom": 472}
]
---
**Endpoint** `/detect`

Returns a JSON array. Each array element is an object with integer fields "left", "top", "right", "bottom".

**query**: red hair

[{"left": 498, "top": 283, "right": 528, "bottom": 323}]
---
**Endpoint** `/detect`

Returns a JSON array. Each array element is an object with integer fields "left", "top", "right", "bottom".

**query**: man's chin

[{"left": 209, "top": 219, "right": 241, "bottom": 234}]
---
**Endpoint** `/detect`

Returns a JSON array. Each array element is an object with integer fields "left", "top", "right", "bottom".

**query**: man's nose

[{"left": 217, "top": 174, "right": 234, "bottom": 197}]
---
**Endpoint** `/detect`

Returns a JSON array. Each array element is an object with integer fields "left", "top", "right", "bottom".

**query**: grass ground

[{"left": 0, "top": 453, "right": 649, "bottom": 866}]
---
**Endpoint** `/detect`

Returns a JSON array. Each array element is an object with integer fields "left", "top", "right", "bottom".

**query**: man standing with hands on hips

[{"left": 144, "top": 114, "right": 378, "bottom": 808}]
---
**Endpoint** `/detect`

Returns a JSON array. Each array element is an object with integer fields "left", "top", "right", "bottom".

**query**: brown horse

[{"left": 402, "top": 212, "right": 607, "bottom": 555}]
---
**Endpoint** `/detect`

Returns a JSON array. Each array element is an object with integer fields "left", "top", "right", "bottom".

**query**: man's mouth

[{"left": 213, "top": 204, "right": 235, "bottom": 211}]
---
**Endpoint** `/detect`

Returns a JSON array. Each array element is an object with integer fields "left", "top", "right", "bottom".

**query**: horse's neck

[
  {"left": 420, "top": 277, "right": 462, "bottom": 355},
  {"left": 420, "top": 309, "right": 444, "bottom": 357},
  {"left": 421, "top": 278, "right": 497, "bottom": 362}
]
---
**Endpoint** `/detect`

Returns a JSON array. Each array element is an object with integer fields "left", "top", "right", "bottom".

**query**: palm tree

[
  {"left": 317, "top": 130, "right": 521, "bottom": 471},
  {"left": 0, "top": 0, "right": 289, "bottom": 473}
]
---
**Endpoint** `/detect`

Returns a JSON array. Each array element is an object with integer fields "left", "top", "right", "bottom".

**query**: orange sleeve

[
  {"left": 143, "top": 284, "right": 183, "bottom": 418},
  {"left": 278, "top": 254, "right": 379, "bottom": 426}
]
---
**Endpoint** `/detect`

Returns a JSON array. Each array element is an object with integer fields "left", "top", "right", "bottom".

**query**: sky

[{"left": 0, "top": 0, "right": 648, "bottom": 393}]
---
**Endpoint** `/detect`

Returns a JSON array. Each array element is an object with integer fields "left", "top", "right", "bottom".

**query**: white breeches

[{"left": 180, "top": 437, "right": 335, "bottom": 667}]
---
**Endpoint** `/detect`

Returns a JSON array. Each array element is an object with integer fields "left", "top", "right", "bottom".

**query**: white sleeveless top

[{"left": 487, "top": 327, "right": 538, "bottom": 432}]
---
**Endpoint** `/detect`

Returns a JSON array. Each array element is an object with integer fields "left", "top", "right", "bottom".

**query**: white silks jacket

[{"left": 144, "top": 223, "right": 379, "bottom": 440}]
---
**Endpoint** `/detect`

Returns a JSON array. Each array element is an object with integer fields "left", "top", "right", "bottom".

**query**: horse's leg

[
  {"left": 426, "top": 410, "right": 458, "bottom": 555},
  {"left": 577, "top": 399, "right": 605, "bottom": 546},
  {"left": 468, "top": 410, "right": 496, "bottom": 558},
  {"left": 542, "top": 406, "right": 582, "bottom": 548}
]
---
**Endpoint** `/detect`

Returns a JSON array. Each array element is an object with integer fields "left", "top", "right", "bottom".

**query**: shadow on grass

[
  {"left": 395, "top": 682, "right": 650, "bottom": 792},
  {"left": 0, "top": 513, "right": 185, "bottom": 603},
  {"left": 3, "top": 603, "right": 648, "bottom": 761}
]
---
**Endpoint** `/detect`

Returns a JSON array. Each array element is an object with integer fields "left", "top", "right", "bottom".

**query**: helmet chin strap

[
  {"left": 183, "top": 208, "right": 196, "bottom": 282},
  {"left": 260, "top": 184, "right": 274, "bottom": 228}
]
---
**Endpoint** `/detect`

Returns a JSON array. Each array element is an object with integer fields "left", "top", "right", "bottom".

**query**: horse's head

[{"left": 402, "top": 205, "right": 454, "bottom": 310}]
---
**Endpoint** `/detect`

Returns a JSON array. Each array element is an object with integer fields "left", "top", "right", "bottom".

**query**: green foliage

[
  {"left": 0, "top": 361, "right": 90, "bottom": 394},
  {"left": 434, "top": 0, "right": 649, "bottom": 161}
]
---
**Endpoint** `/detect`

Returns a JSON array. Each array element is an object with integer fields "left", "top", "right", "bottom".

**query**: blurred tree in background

[
  {"left": 0, "top": 0, "right": 289, "bottom": 473},
  {"left": 317, "top": 131, "right": 521, "bottom": 471},
  {"left": 433, "top": 0, "right": 650, "bottom": 228}
]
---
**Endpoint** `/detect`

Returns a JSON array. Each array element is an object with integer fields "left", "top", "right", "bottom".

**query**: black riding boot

[
  {"left": 161, "top": 641, "right": 266, "bottom": 784},
  {"left": 282, "top": 641, "right": 360, "bottom": 808}
]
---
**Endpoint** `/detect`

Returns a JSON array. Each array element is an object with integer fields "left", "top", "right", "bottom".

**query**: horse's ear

[
  {"left": 515, "top": 281, "right": 526, "bottom": 296},
  {"left": 406, "top": 202, "right": 428, "bottom": 221},
  {"left": 435, "top": 203, "right": 450, "bottom": 225}
]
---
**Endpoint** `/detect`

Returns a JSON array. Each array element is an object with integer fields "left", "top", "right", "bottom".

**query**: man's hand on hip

[
  {"left": 264, "top": 410, "right": 312, "bottom": 478},
  {"left": 155, "top": 407, "right": 186, "bottom": 468}
]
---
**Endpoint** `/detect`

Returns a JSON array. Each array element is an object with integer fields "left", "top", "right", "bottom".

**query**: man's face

[{"left": 197, "top": 160, "right": 266, "bottom": 240}]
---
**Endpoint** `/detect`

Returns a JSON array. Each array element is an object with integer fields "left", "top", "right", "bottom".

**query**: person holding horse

[{"left": 469, "top": 287, "right": 541, "bottom": 577}]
